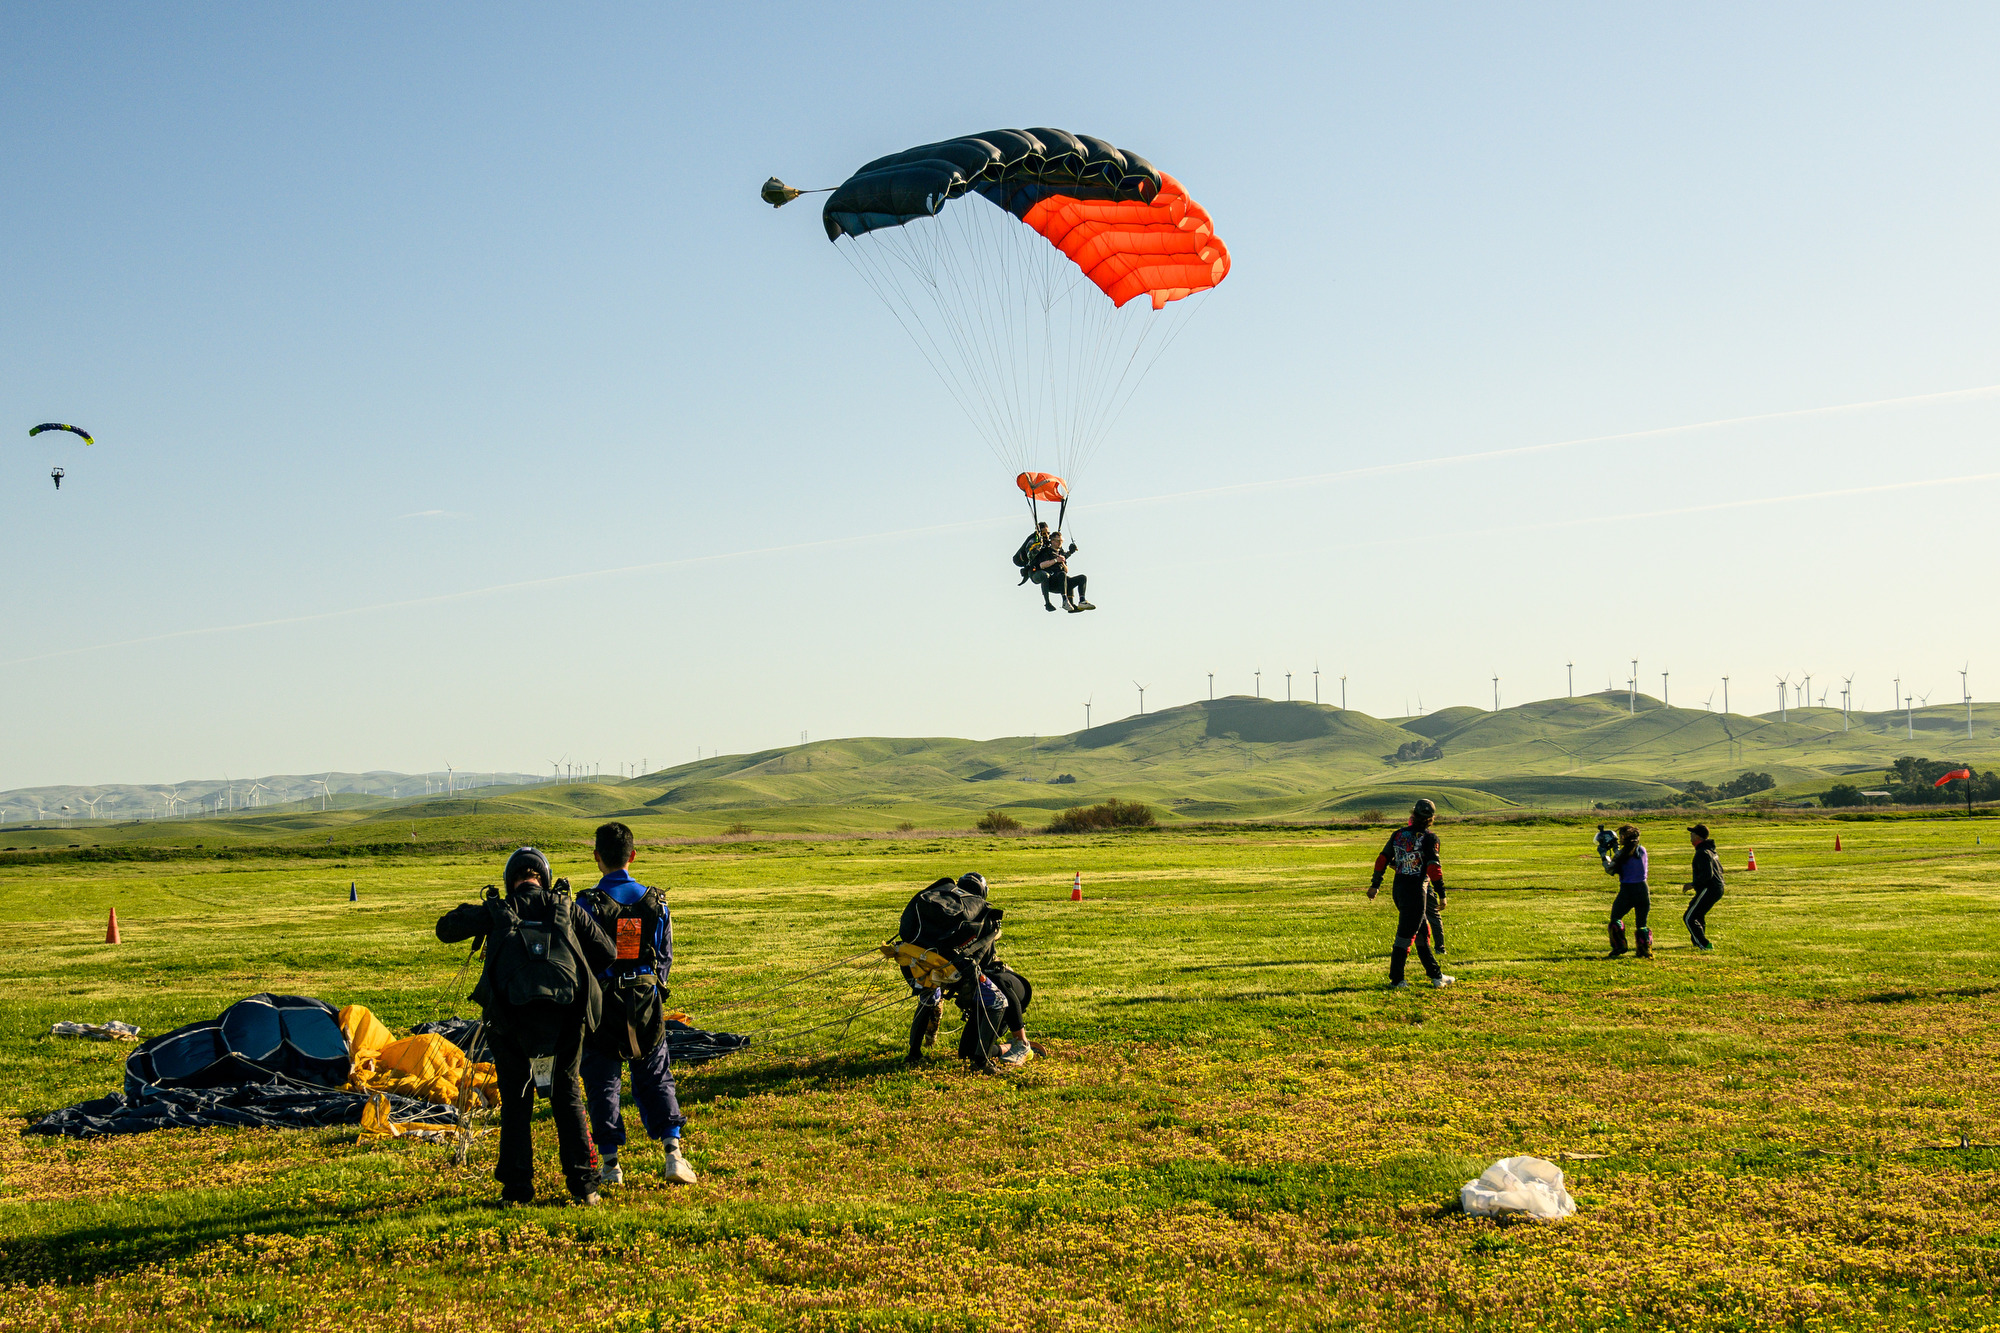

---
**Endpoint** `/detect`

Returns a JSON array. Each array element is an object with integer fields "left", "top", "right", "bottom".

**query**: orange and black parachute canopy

[
  {"left": 1016, "top": 472, "right": 1067, "bottom": 503},
  {"left": 822, "top": 128, "right": 1229, "bottom": 310}
]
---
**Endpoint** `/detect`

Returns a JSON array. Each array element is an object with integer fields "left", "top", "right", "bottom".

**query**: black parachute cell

[{"left": 822, "top": 128, "right": 1163, "bottom": 241}]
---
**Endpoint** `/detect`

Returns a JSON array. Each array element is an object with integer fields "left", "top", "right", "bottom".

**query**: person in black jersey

[
  {"left": 1681, "top": 823, "right": 1725, "bottom": 951},
  {"left": 1368, "top": 798, "right": 1455, "bottom": 990}
]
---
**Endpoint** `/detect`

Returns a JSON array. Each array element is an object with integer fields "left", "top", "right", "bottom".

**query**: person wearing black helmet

[
  {"left": 1368, "top": 799, "right": 1454, "bottom": 990},
  {"left": 436, "top": 846, "right": 616, "bottom": 1206}
]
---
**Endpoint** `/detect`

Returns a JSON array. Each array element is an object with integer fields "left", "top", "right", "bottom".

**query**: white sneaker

[
  {"left": 663, "top": 1144, "right": 698, "bottom": 1185},
  {"left": 599, "top": 1163, "right": 623, "bottom": 1186},
  {"left": 1000, "top": 1038, "right": 1034, "bottom": 1067},
  {"left": 1431, "top": 974, "right": 1455, "bottom": 989}
]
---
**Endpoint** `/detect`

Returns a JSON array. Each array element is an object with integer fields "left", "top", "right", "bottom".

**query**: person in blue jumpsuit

[
  {"left": 1601, "top": 823, "right": 1652, "bottom": 958},
  {"left": 577, "top": 821, "right": 697, "bottom": 1185}
]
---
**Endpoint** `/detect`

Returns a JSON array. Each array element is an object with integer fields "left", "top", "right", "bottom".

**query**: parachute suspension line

[{"left": 837, "top": 193, "right": 1211, "bottom": 492}]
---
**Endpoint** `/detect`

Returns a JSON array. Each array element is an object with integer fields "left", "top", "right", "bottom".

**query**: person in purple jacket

[{"left": 1600, "top": 823, "right": 1652, "bottom": 958}]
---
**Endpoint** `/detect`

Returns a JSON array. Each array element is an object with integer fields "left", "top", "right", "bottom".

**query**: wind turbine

[
  {"left": 1082, "top": 696, "right": 1092, "bottom": 730},
  {"left": 247, "top": 781, "right": 268, "bottom": 808},
  {"left": 1492, "top": 673, "right": 1500, "bottom": 711},
  {"left": 80, "top": 794, "right": 103, "bottom": 820},
  {"left": 1566, "top": 661, "right": 1574, "bottom": 698},
  {"left": 1963, "top": 664, "right": 1974, "bottom": 741},
  {"left": 1722, "top": 676, "right": 1730, "bottom": 716},
  {"left": 1704, "top": 689, "right": 1715, "bottom": 712},
  {"left": 1254, "top": 669, "right": 1261, "bottom": 698},
  {"left": 1775, "top": 674, "right": 1790, "bottom": 723},
  {"left": 1630, "top": 659, "right": 1638, "bottom": 714},
  {"left": 1339, "top": 675, "right": 1347, "bottom": 710},
  {"left": 1134, "top": 681, "right": 1149, "bottom": 715},
  {"left": 1285, "top": 671, "right": 1292, "bottom": 702},
  {"left": 1661, "top": 671, "right": 1669, "bottom": 707},
  {"left": 1207, "top": 671, "right": 1214, "bottom": 701},
  {"left": 1802, "top": 673, "right": 1812, "bottom": 710},
  {"left": 1905, "top": 693, "right": 1915, "bottom": 740},
  {"left": 1313, "top": 665, "right": 1320, "bottom": 704},
  {"left": 314, "top": 775, "right": 333, "bottom": 811}
]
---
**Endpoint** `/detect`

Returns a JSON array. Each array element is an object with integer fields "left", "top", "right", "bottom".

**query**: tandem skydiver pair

[{"left": 434, "top": 823, "right": 694, "bottom": 1207}]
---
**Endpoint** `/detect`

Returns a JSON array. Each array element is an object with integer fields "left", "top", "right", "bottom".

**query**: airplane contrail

[
  {"left": 6, "top": 382, "right": 1996, "bottom": 670},
  {"left": 1307, "top": 470, "right": 2000, "bottom": 555},
  {"left": 1093, "top": 381, "right": 2000, "bottom": 512}
]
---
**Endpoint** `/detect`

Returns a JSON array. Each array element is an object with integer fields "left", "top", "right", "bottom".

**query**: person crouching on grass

[
  {"left": 577, "top": 821, "right": 698, "bottom": 1186},
  {"left": 1682, "top": 822, "right": 1725, "bottom": 952},
  {"left": 1368, "top": 798, "right": 1454, "bottom": 990},
  {"left": 1601, "top": 823, "right": 1652, "bottom": 958}
]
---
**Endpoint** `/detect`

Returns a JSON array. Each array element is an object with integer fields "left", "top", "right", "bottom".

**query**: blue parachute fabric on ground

[
  {"left": 663, "top": 1018, "right": 753, "bottom": 1065},
  {"left": 410, "top": 1016, "right": 480, "bottom": 1049},
  {"left": 414, "top": 1014, "right": 749, "bottom": 1065},
  {"left": 124, "top": 993, "right": 351, "bottom": 1096},
  {"left": 22, "top": 1076, "right": 455, "bottom": 1140}
]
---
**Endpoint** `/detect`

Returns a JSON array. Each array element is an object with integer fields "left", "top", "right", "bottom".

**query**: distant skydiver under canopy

[{"left": 31, "top": 424, "right": 92, "bottom": 490}]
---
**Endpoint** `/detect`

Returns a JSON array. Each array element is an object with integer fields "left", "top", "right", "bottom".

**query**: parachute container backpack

[{"left": 773, "top": 130, "right": 1230, "bottom": 518}]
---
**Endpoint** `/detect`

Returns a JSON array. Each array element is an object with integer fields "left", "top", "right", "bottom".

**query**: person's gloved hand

[{"left": 1367, "top": 881, "right": 1380, "bottom": 899}]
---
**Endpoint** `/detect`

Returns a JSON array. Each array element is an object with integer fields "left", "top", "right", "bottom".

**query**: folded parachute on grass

[{"left": 24, "top": 993, "right": 747, "bottom": 1140}]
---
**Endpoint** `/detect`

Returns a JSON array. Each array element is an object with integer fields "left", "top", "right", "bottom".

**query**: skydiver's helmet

[
  {"left": 957, "top": 872, "right": 988, "bottom": 898},
  {"left": 1593, "top": 826, "right": 1619, "bottom": 858},
  {"left": 504, "top": 846, "right": 553, "bottom": 893}
]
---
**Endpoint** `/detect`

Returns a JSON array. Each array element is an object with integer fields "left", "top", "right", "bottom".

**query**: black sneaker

[{"left": 500, "top": 1184, "right": 535, "bottom": 1206}]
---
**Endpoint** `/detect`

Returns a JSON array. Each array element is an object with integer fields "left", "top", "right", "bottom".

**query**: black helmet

[
  {"left": 957, "top": 872, "right": 988, "bottom": 896},
  {"left": 1411, "top": 798, "right": 1437, "bottom": 824},
  {"left": 504, "top": 846, "right": 552, "bottom": 891}
]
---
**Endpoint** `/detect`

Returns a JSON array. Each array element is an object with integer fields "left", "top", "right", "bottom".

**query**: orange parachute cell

[
  {"left": 1016, "top": 472, "right": 1068, "bottom": 502},
  {"left": 1020, "top": 175, "right": 1231, "bottom": 310}
]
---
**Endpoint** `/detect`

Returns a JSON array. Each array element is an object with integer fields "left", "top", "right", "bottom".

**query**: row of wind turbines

[{"left": 1088, "top": 662, "right": 1978, "bottom": 743}]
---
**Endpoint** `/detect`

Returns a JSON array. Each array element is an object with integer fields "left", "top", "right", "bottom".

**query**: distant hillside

[
  {"left": 0, "top": 770, "right": 542, "bottom": 823},
  {"left": 2, "top": 696, "right": 1994, "bottom": 850}
]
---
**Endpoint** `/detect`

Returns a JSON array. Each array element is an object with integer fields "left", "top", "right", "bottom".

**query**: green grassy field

[{"left": 2, "top": 815, "right": 1997, "bottom": 1331}]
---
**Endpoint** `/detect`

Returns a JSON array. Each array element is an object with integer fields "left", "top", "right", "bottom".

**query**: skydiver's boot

[
  {"left": 1635, "top": 928, "right": 1653, "bottom": 959},
  {"left": 906, "top": 1000, "right": 939, "bottom": 1068},
  {"left": 1607, "top": 921, "right": 1627, "bottom": 958}
]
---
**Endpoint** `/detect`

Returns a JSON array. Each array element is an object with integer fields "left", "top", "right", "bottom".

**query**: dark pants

[
  {"left": 580, "top": 1041, "right": 684, "bottom": 1160},
  {"left": 1684, "top": 885, "right": 1723, "bottom": 947},
  {"left": 488, "top": 1014, "right": 599, "bottom": 1198},
  {"left": 1609, "top": 881, "right": 1652, "bottom": 954},
  {"left": 1424, "top": 886, "right": 1446, "bottom": 951},
  {"left": 1390, "top": 880, "right": 1441, "bottom": 983},
  {"left": 1611, "top": 881, "right": 1651, "bottom": 929}
]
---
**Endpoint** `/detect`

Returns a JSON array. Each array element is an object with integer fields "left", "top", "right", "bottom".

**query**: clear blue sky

[{"left": 5, "top": 2, "right": 1997, "bottom": 788}]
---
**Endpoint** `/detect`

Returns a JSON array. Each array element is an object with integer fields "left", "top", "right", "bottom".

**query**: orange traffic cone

[
  {"left": 1746, "top": 848, "right": 1758, "bottom": 871},
  {"left": 1834, "top": 835, "right": 1841, "bottom": 852},
  {"left": 1071, "top": 872, "right": 1082, "bottom": 902},
  {"left": 105, "top": 907, "right": 121, "bottom": 944}
]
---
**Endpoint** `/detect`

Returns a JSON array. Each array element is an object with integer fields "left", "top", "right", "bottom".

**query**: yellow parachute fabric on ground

[
  {"left": 337, "top": 1004, "right": 497, "bottom": 1110},
  {"left": 338, "top": 1005, "right": 392, "bottom": 1062}
]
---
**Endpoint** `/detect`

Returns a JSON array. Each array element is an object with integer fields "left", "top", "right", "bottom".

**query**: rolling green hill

[{"left": 5, "top": 694, "right": 1996, "bottom": 849}]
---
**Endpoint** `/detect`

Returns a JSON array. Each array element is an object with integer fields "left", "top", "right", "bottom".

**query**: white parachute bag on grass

[{"left": 1461, "top": 1156, "right": 1576, "bottom": 1220}]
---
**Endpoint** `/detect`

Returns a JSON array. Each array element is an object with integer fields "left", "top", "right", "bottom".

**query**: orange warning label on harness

[{"left": 616, "top": 917, "right": 642, "bottom": 960}]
